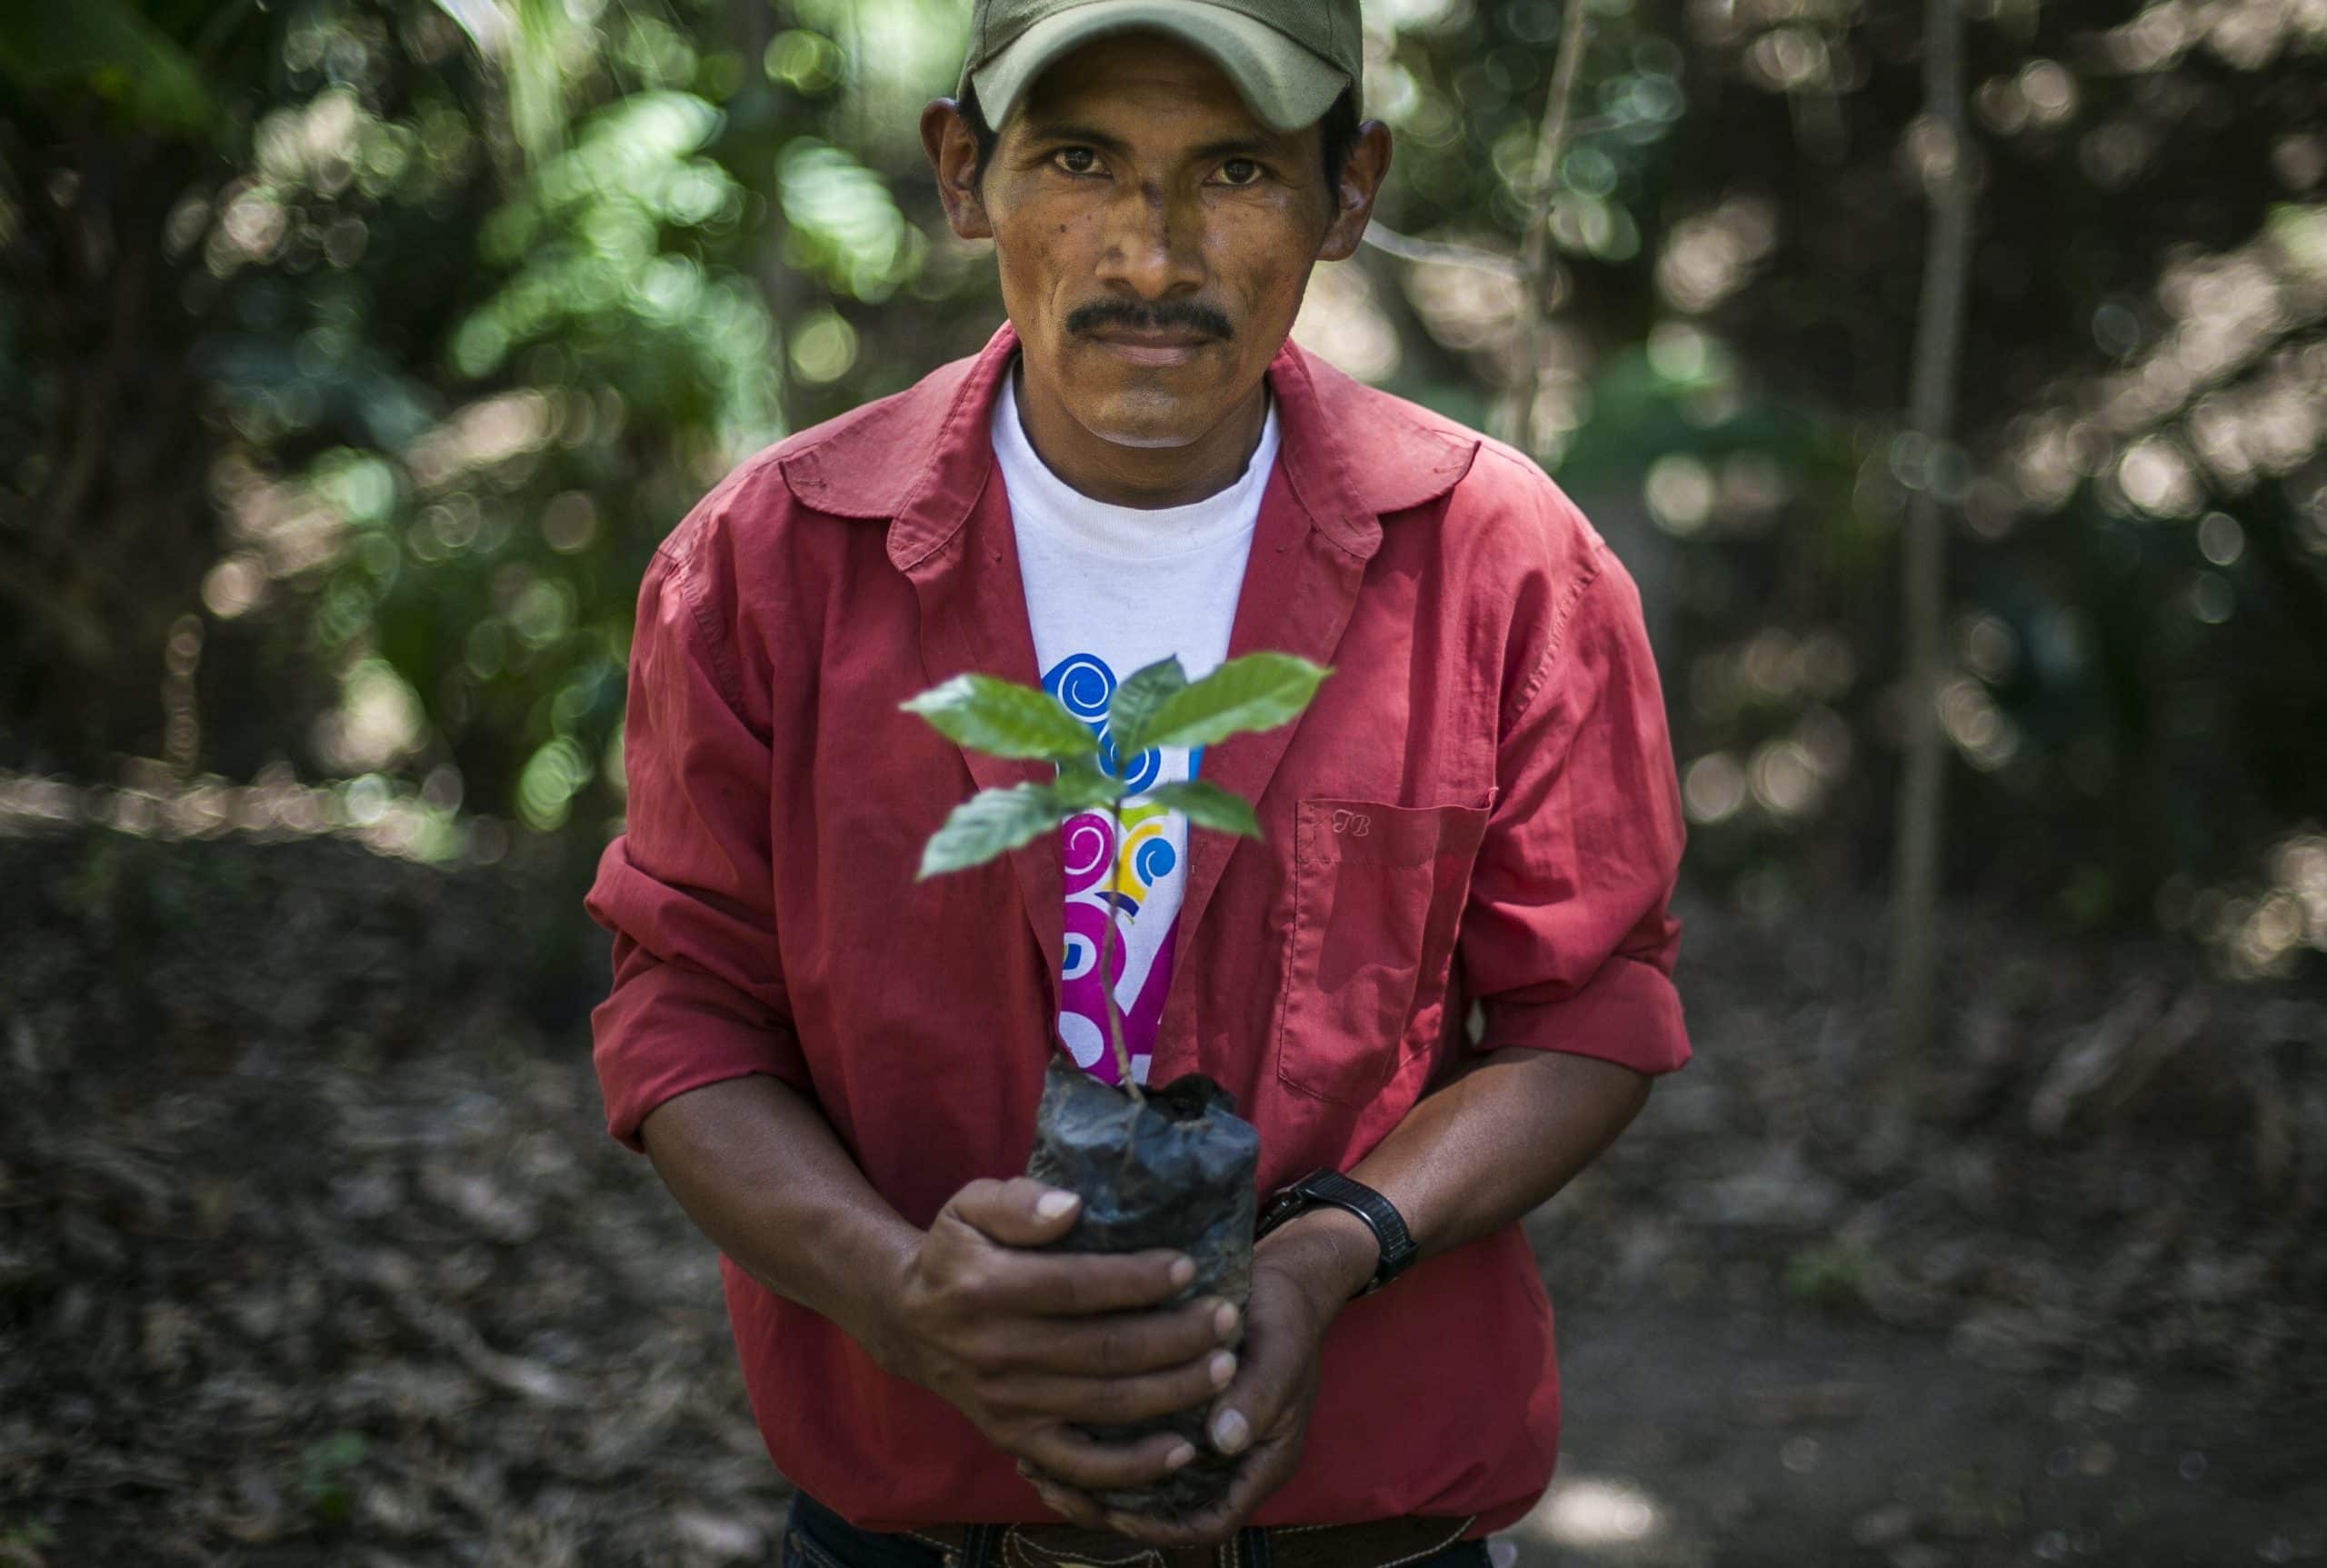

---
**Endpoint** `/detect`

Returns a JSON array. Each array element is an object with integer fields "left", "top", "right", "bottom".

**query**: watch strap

[{"left": 1253, "top": 1169, "right": 1419, "bottom": 1298}]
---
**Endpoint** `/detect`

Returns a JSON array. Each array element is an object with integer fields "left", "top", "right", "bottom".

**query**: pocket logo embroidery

[{"left": 1329, "top": 809, "right": 1372, "bottom": 837}]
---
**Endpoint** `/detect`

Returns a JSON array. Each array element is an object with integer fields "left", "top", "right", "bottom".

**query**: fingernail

[
  {"left": 1164, "top": 1443, "right": 1196, "bottom": 1471},
  {"left": 1213, "top": 1301, "right": 1239, "bottom": 1339},
  {"left": 1168, "top": 1255, "right": 1195, "bottom": 1288},
  {"left": 1211, "top": 1409, "right": 1248, "bottom": 1454},
  {"left": 1208, "top": 1351, "right": 1236, "bottom": 1388},
  {"left": 1035, "top": 1190, "right": 1078, "bottom": 1219}
]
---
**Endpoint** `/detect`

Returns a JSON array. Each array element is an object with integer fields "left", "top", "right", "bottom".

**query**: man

[{"left": 583, "top": 2, "right": 1692, "bottom": 1564}]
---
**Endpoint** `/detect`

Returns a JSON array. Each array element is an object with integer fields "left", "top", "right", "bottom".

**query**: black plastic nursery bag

[{"left": 1023, "top": 1055, "right": 1260, "bottom": 1516}]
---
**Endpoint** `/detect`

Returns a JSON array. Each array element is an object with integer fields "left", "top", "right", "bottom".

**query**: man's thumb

[{"left": 950, "top": 1175, "right": 1081, "bottom": 1246}]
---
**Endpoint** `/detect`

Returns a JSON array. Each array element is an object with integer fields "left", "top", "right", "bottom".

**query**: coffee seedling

[{"left": 902, "top": 650, "right": 1327, "bottom": 1515}]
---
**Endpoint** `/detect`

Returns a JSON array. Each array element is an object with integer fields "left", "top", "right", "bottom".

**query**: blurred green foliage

[
  {"left": 296, "top": 1430, "right": 369, "bottom": 1526},
  {"left": 1, "top": 0, "right": 2322, "bottom": 975},
  {"left": 1783, "top": 1238, "right": 1873, "bottom": 1313}
]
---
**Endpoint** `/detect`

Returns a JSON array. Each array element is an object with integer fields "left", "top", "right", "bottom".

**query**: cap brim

[{"left": 968, "top": 1, "right": 1347, "bottom": 135}]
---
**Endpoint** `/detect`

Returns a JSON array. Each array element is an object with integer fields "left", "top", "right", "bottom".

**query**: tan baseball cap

[{"left": 958, "top": 0, "right": 1363, "bottom": 135}]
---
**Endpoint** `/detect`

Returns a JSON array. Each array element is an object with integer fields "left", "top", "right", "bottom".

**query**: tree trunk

[
  {"left": 1888, "top": 0, "right": 1976, "bottom": 1073},
  {"left": 1497, "top": 0, "right": 1590, "bottom": 455}
]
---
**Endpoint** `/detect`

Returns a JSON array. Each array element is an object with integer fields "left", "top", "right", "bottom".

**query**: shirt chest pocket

[{"left": 1273, "top": 795, "right": 1493, "bottom": 1105}]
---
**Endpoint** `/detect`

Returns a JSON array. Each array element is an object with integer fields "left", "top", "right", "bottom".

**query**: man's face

[{"left": 930, "top": 32, "right": 1378, "bottom": 451}]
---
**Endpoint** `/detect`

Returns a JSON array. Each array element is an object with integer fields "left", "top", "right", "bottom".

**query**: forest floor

[{"left": 1, "top": 828, "right": 2322, "bottom": 1568}]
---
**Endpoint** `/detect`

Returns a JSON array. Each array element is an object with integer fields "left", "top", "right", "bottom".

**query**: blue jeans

[{"left": 779, "top": 1490, "right": 1492, "bottom": 1568}]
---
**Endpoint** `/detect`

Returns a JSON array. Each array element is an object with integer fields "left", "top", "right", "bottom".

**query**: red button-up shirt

[{"left": 583, "top": 321, "right": 1690, "bottom": 1537}]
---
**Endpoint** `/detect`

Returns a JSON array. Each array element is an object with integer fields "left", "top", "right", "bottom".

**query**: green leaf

[
  {"left": 1106, "top": 654, "right": 1188, "bottom": 760},
  {"left": 507, "top": 0, "right": 586, "bottom": 163},
  {"left": 916, "top": 784, "right": 1075, "bottom": 879},
  {"left": 0, "top": 2, "right": 215, "bottom": 138},
  {"left": 901, "top": 674, "right": 1101, "bottom": 763},
  {"left": 1053, "top": 757, "right": 1126, "bottom": 812},
  {"left": 1141, "top": 780, "right": 1262, "bottom": 839},
  {"left": 1137, "top": 654, "right": 1331, "bottom": 754}
]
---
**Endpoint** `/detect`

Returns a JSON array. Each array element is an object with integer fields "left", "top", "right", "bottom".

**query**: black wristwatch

[{"left": 1253, "top": 1169, "right": 1418, "bottom": 1300}]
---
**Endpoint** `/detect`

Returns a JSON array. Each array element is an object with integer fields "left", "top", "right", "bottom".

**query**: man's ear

[
  {"left": 922, "top": 98, "right": 994, "bottom": 242},
  {"left": 1316, "top": 120, "right": 1393, "bottom": 264}
]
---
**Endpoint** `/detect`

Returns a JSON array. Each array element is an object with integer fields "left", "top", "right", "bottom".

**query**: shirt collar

[
  {"left": 990, "top": 356, "right": 1280, "bottom": 560},
  {"left": 775, "top": 319, "right": 1482, "bottom": 572}
]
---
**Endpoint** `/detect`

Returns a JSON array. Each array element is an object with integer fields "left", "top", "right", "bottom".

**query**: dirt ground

[
  {"left": 1508, "top": 1185, "right": 2327, "bottom": 1567},
  {"left": 1509, "top": 890, "right": 2327, "bottom": 1567},
  {"left": 2, "top": 830, "right": 2321, "bottom": 1566}
]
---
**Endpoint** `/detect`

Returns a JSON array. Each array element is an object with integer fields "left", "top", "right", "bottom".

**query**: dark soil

[{"left": 1, "top": 828, "right": 2320, "bottom": 1566}]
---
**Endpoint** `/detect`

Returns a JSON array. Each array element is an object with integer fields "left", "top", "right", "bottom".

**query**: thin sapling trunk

[{"left": 1094, "top": 797, "right": 1142, "bottom": 1102}]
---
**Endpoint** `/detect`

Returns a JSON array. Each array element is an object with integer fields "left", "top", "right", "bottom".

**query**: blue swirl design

[
  {"left": 1044, "top": 654, "right": 1114, "bottom": 724},
  {"left": 1133, "top": 835, "right": 1176, "bottom": 885},
  {"left": 1048, "top": 652, "right": 1164, "bottom": 793},
  {"left": 1099, "top": 730, "right": 1162, "bottom": 794}
]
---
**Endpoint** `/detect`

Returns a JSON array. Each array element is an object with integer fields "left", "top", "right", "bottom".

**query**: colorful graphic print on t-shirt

[{"left": 1044, "top": 650, "right": 1205, "bottom": 1088}]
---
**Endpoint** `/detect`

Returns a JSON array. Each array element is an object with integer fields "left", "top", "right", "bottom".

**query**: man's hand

[
  {"left": 873, "top": 1176, "right": 1245, "bottom": 1495},
  {"left": 1015, "top": 1213, "right": 1372, "bottom": 1547}
]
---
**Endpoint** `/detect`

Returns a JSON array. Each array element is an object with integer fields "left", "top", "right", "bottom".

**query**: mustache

[{"left": 1065, "top": 297, "right": 1234, "bottom": 341}]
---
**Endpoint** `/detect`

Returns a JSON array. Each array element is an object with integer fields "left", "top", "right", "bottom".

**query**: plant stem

[{"left": 1097, "top": 799, "right": 1144, "bottom": 1103}]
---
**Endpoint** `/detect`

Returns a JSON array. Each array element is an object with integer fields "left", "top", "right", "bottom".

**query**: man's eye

[
  {"left": 1055, "top": 147, "right": 1100, "bottom": 175},
  {"left": 1218, "top": 159, "right": 1262, "bottom": 185}
]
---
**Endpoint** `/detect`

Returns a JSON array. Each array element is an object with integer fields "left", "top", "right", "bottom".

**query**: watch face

[{"left": 1254, "top": 1185, "right": 1308, "bottom": 1237}]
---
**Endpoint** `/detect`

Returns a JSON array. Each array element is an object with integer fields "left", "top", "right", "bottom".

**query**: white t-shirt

[{"left": 991, "top": 362, "right": 1279, "bottom": 1088}]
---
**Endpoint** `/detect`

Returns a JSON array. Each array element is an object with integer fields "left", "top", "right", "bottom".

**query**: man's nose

[{"left": 1093, "top": 180, "right": 1206, "bottom": 299}]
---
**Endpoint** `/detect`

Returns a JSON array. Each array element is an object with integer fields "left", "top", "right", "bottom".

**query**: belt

[{"left": 899, "top": 1513, "right": 1478, "bottom": 1568}]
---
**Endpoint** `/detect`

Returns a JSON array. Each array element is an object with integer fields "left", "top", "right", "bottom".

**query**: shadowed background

[{"left": 1, "top": 1, "right": 2322, "bottom": 1563}]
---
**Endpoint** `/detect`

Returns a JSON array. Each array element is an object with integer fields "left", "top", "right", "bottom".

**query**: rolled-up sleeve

[
  {"left": 1455, "top": 539, "right": 1691, "bottom": 1078},
  {"left": 582, "top": 525, "right": 810, "bottom": 1151}
]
